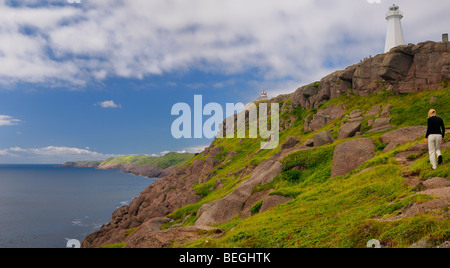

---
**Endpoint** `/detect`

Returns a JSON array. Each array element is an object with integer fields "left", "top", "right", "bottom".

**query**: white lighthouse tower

[
  {"left": 257, "top": 91, "right": 269, "bottom": 101},
  {"left": 384, "top": 4, "right": 405, "bottom": 53}
]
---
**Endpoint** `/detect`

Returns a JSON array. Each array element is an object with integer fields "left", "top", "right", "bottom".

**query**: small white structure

[
  {"left": 384, "top": 4, "right": 405, "bottom": 53},
  {"left": 257, "top": 91, "right": 269, "bottom": 101}
]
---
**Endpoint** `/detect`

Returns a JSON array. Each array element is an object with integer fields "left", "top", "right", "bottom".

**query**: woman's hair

[{"left": 428, "top": 109, "right": 437, "bottom": 118}]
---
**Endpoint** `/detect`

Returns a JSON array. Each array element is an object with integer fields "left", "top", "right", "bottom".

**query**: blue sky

[{"left": 0, "top": 0, "right": 449, "bottom": 164}]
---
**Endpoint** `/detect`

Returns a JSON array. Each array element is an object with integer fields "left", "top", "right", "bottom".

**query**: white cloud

[
  {"left": 181, "top": 144, "right": 209, "bottom": 154},
  {"left": 160, "top": 151, "right": 170, "bottom": 156},
  {"left": 97, "top": 100, "right": 122, "bottom": 109},
  {"left": 0, "top": 115, "right": 21, "bottom": 126},
  {"left": 0, "top": 146, "right": 120, "bottom": 164},
  {"left": 0, "top": 149, "right": 14, "bottom": 156},
  {"left": 0, "top": 0, "right": 448, "bottom": 89}
]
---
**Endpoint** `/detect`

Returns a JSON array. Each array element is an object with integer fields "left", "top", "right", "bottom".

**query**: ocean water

[{"left": 0, "top": 164, "right": 157, "bottom": 248}]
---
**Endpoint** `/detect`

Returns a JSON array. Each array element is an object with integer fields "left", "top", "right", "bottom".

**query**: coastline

[
  {"left": 61, "top": 162, "right": 175, "bottom": 179},
  {"left": 61, "top": 153, "right": 195, "bottom": 179}
]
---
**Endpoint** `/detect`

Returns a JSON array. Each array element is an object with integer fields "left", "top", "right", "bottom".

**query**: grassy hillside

[
  {"left": 68, "top": 160, "right": 103, "bottom": 166},
  {"left": 100, "top": 152, "right": 195, "bottom": 169},
  {"left": 162, "top": 88, "right": 449, "bottom": 248}
]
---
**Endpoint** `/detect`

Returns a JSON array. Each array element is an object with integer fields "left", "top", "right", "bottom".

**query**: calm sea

[{"left": 0, "top": 164, "right": 157, "bottom": 248}]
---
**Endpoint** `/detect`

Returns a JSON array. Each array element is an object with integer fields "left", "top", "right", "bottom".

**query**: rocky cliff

[
  {"left": 82, "top": 147, "right": 223, "bottom": 247},
  {"left": 98, "top": 163, "right": 177, "bottom": 179},
  {"left": 61, "top": 161, "right": 102, "bottom": 169},
  {"left": 62, "top": 153, "right": 194, "bottom": 179},
  {"left": 291, "top": 41, "right": 450, "bottom": 111},
  {"left": 82, "top": 41, "right": 450, "bottom": 248}
]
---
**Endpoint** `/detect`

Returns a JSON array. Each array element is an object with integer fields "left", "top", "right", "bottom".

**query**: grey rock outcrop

[
  {"left": 304, "top": 105, "right": 345, "bottom": 132},
  {"left": 331, "top": 138, "right": 376, "bottom": 178},
  {"left": 381, "top": 126, "right": 427, "bottom": 152},
  {"left": 338, "top": 121, "right": 362, "bottom": 140},
  {"left": 423, "top": 178, "right": 450, "bottom": 190},
  {"left": 291, "top": 41, "right": 450, "bottom": 110},
  {"left": 349, "top": 109, "right": 363, "bottom": 119},
  {"left": 379, "top": 46, "right": 414, "bottom": 83},
  {"left": 365, "top": 105, "right": 382, "bottom": 118},
  {"left": 259, "top": 195, "right": 292, "bottom": 213},
  {"left": 381, "top": 105, "right": 393, "bottom": 118},
  {"left": 314, "top": 131, "right": 335, "bottom": 147},
  {"left": 195, "top": 155, "right": 283, "bottom": 226},
  {"left": 281, "top": 136, "right": 300, "bottom": 150}
]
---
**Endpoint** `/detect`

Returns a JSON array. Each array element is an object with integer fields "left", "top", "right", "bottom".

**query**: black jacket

[{"left": 426, "top": 116, "right": 445, "bottom": 138}]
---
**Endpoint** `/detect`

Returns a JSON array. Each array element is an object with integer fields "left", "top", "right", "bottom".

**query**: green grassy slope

[
  {"left": 165, "top": 88, "right": 449, "bottom": 248},
  {"left": 100, "top": 152, "right": 195, "bottom": 169}
]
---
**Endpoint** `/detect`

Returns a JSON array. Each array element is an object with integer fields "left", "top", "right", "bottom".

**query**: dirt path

[{"left": 380, "top": 144, "right": 450, "bottom": 222}]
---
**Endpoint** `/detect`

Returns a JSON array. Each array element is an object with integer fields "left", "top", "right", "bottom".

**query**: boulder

[
  {"left": 423, "top": 178, "right": 450, "bottom": 190},
  {"left": 368, "top": 125, "right": 394, "bottom": 133},
  {"left": 208, "top": 146, "right": 223, "bottom": 158},
  {"left": 331, "top": 138, "right": 376, "bottom": 178},
  {"left": 381, "top": 105, "right": 393, "bottom": 118},
  {"left": 382, "top": 142, "right": 400, "bottom": 153},
  {"left": 379, "top": 47, "right": 414, "bottom": 82},
  {"left": 202, "top": 157, "right": 221, "bottom": 175},
  {"left": 368, "top": 118, "right": 393, "bottom": 133},
  {"left": 302, "top": 86, "right": 319, "bottom": 98},
  {"left": 381, "top": 126, "right": 427, "bottom": 151},
  {"left": 317, "top": 71, "right": 352, "bottom": 106},
  {"left": 241, "top": 190, "right": 271, "bottom": 218},
  {"left": 224, "top": 151, "right": 238, "bottom": 162},
  {"left": 347, "top": 117, "right": 364, "bottom": 123},
  {"left": 338, "top": 121, "right": 362, "bottom": 140},
  {"left": 350, "top": 109, "right": 363, "bottom": 119},
  {"left": 260, "top": 195, "right": 292, "bottom": 213},
  {"left": 195, "top": 155, "right": 282, "bottom": 226},
  {"left": 314, "top": 131, "right": 335, "bottom": 147},
  {"left": 304, "top": 105, "right": 345, "bottom": 132},
  {"left": 352, "top": 55, "right": 386, "bottom": 96},
  {"left": 281, "top": 136, "right": 300, "bottom": 150},
  {"left": 442, "top": 141, "right": 450, "bottom": 151},
  {"left": 304, "top": 139, "right": 314, "bottom": 147},
  {"left": 127, "top": 217, "right": 170, "bottom": 238},
  {"left": 365, "top": 105, "right": 382, "bottom": 117},
  {"left": 339, "top": 65, "right": 356, "bottom": 82},
  {"left": 372, "top": 118, "right": 391, "bottom": 129},
  {"left": 407, "top": 143, "right": 428, "bottom": 151},
  {"left": 291, "top": 85, "right": 312, "bottom": 109}
]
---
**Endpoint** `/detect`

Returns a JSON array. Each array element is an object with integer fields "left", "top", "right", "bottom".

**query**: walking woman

[{"left": 425, "top": 109, "right": 445, "bottom": 170}]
